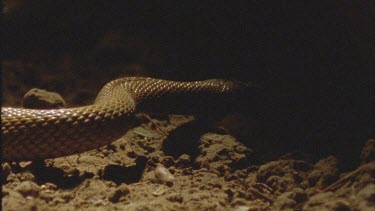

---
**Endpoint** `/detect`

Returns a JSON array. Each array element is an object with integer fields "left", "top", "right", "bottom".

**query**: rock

[
  {"left": 6, "top": 173, "right": 19, "bottom": 183},
  {"left": 266, "top": 176, "right": 296, "bottom": 194},
  {"left": 108, "top": 184, "right": 130, "bottom": 203},
  {"left": 176, "top": 154, "right": 191, "bottom": 168},
  {"left": 166, "top": 193, "right": 184, "bottom": 203},
  {"left": 195, "top": 133, "right": 252, "bottom": 174},
  {"left": 14, "top": 181, "right": 41, "bottom": 197},
  {"left": 324, "top": 199, "right": 351, "bottom": 211},
  {"left": 160, "top": 156, "right": 175, "bottom": 168},
  {"left": 18, "top": 172, "right": 35, "bottom": 182},
  {"left": 152, "top": 186, "right": 167, "bottom": 196},
  {"left": 257, "top": 161, "right": 290, "bottom": 182},
  {"left": 360, "top": 139, "right": 375, "bottom": 164},
  {"left": 231, "top": 205, "right": 252, "bottom": 211},
  {"left": 2, "top": 188, "right": 39, "bottom": 211},
  {"left": 308, "top": 156, "right": 339, "bottom": 189},
  {"left": 2, "top": 163, "right": 12, "bottom": 179},
  {"left": 302, "top": 192, "right": 337, "bottom": 210},
  {"left": 357, "top": 183, "right": 375, "bottom": 201},
  {"left": 273, "top": 188, "right": 307, "bottom": 210},
  {"left": 356, "top": 183, "right": 375, "bottom": 210},
  {"left": 154, "top": 165, "right": 175, "bottom": 186},
  {"left": 273, "top": 195, "right": 296, "bottom": 210},
  {"left": 22, "top": 88, "right": 66, "bottom": 109},
  {"left": 256, "top": 160, "right": 308, "bottom": 194}
]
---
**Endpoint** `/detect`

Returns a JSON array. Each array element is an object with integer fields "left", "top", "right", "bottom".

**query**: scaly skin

[{"left": 1, "top": 77, "right": 247, "bottom": 161}]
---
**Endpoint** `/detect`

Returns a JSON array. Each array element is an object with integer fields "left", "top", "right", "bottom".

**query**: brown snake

[{"left": 1, "top": 77, "right": 248, "bottom": 161}]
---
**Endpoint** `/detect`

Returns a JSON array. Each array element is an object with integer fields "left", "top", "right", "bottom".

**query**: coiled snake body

[{"left": 2, "top": 77, "right": 247, "bottom": 161}]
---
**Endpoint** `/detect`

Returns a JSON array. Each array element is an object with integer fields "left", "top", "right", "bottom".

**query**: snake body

[{"left": 2, "top": 77, "right": 247, "bottom": 161}]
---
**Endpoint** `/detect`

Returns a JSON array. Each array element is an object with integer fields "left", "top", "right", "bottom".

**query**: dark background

[{"left": 2, "top": 1, "right": 374, "bottom": 166}]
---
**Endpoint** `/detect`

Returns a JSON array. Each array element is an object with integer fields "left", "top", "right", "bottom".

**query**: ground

[{"left": 1, "top": 57, "right": 374, "bottom": 210}]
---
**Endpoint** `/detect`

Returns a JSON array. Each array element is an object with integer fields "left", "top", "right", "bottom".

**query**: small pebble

[
  {"left": 154, "top": 165, "right": 175, "bottom": 186},
  {"left": 176, "top": 154, "right": 191, "bottom": 168},
  {"left": 152, "top": 186, "right": 167, "bottom": 196},
  {"left": 41, "top": 182, "right": 58, "bottom": 191},
  {"left": 161, "top": 156, "right": 175, "bottom": 167},
  {"left": 166, "top": 193, "right": 184, "bottom": 203}
]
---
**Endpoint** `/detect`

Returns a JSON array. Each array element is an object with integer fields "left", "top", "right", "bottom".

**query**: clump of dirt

[{"left": 2, "top": 59, "right": 374, "bottom": 210}]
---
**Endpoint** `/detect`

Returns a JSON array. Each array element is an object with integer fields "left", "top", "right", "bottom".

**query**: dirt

[
  {"left": 2, "top": 2, "right": 374, "bottom": 210},
  {"left": 2, "top": 58, "right": 375, "bottom": 211}
]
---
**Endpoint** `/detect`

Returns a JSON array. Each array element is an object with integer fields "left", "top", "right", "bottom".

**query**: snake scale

[{"left": 2, "top": 77, "right": 248, "bottom": 161}]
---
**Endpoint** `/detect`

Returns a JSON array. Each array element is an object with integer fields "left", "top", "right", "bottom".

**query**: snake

[{"left": 2, "top": 77, "right": 249, "bottom": 161}]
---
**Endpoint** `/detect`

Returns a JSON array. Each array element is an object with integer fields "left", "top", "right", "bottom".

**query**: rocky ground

[{"left": 1, "top": 57, "right": 374, "bottom": 211}]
